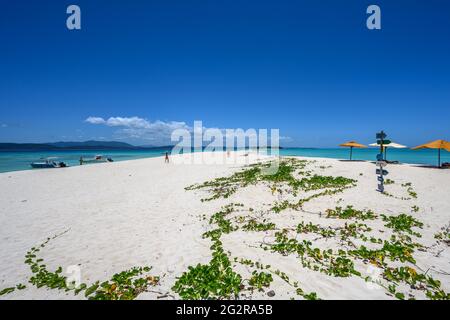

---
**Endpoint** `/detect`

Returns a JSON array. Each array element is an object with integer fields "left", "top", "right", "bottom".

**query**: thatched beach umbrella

[
  {"left": 369, "top": 141, "right": 407, "bottom": 160},
  {"left": 412, "top": 139, "right": 450, "bottom": 167},
  {"left": 339, "top": 141, "right": 367, "bottom": 160}
]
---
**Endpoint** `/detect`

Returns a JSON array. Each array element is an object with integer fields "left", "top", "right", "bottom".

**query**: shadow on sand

[
  {"left": 368, "top": 161, "right": 403, "bottom": 165},
  {"left": 412, "top": 165, "right": 450, "bottom": 169}
]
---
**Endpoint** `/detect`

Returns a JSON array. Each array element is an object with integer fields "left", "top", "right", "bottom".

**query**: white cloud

[
  {"left": 85, "top": 117, "right": 106, "bottom": 125},
  {"left": 104, "top": 117, "right": 152, "bottom": 129},
  {"left": 85, "top": 116, "right": 290, "bottom": 146},
  {"left": 85, "top": 116, "right": 191, "bottom": 145},
  {"left": 85, "top": 116, "right": 186, "bottom": 130}
]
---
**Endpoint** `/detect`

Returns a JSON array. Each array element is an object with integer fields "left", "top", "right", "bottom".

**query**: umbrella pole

[
  {"left": 350, "top": 147, "right": 353, "bottom": 160},
  {"left": 438, "top": 148, "right": 441, "bottom": 168}
]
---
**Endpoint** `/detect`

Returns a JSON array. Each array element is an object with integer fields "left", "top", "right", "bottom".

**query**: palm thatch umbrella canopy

[
  {"left": 412, "top": 139, "right": 450, "bottom": 167},
  {"left": 339, "top": 141, "right": 367, "bottom": 160},
  {"left": 369, "top": 141, "right": 407, "bottom": 160}
]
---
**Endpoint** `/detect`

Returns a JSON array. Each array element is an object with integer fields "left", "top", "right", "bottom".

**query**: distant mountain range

[
  {"left": 48, "top": 141, "right": 136, "bottom": 148},
  {"left": 0, "top": 141, "right": 173, "bottom": 151},
  {"left": 0, "top": 140, "right": 286, "bottom": 151}
]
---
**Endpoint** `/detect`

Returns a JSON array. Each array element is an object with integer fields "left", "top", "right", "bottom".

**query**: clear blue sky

[{"left": 0, "top": 0, "right": 449, "bottom": 147}]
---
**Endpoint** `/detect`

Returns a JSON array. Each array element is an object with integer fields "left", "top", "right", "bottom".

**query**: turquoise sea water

[
  {"left": 280, "top": 148, "right": 450, "bottom": 166},
  {"left": 0, "top": 149, "right": 168, "bottom": 173},
  {"left": 0, "top": 148, "right": 449, "bottom": 173}
]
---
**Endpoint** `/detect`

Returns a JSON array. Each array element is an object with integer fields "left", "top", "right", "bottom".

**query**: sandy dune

[{"left": 0, "top": 151, "right": 448, "bottom": 299}]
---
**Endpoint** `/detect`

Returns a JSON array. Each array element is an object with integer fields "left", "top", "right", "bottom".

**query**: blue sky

[{"left": 0, "top": 0, "right": 449, "bottom": 147}]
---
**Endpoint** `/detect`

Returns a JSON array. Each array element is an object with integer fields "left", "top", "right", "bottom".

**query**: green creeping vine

[
  {"left": 171, "top": 243, "right": 242, "bottom": 300},
  {"left": 1, "top": 229, "right": 160, "bottom": 300},
  {"left": 248, "top": 271, "right": 273, "bottom": 290},
  {"left": 172, "top": 205, "right": 242, "bottom": 299},
  {"left": 383, "top": 266, "right": 450, "bottom": 300},
  {"left": 271, "top": 186, "right": 354, "bottom": 213},
  {"left": 401, "top": 182, "right": 417, "bottom": 199},
  {"left": 186, "top": 159, "right": 356, "bottom": 204},
  {"left": 296, "top": 221, "right": 336, "bottom": 238},
  {"left": 266, "top": 227, "right": 448, "bottom": 299},
  {"left": 25, "top": 230, "right": 76, "bottom": 292},
  {"left": 242, "top": 219, "right": 276, "bottom": 232},
  {"left": 265, "top": 231, "right": 360, "bottom": 278},
  {"left": 0, "top": 284, "right": 26, "bottom": 296},
  {"left": 185, "top": 166, "right": 261, "bottom": 201},
  {"left": 434, "top": 224, "right": 450, "bottom": 245},
  {"left": 381, "top": 214, "right": 423, "bottom": 237},
  {"left": 349, "top": 237, "right": 417, "bottom": 266},
  {"left": 85, "top": 267, "right": 159, "bottom": 300},
  {"left": 0, "top": 287, "right": 15, "bottom": 296},
  {"left": 183, "top": 159, "right": 449, "bottom": 300},
  {"left": 339, "top": 222, "right": 372, "bottom": 243},
  {"left": 234, "top": 257, "right": 320, "bottom": 300},
  {"left": 297, "top": 290, "right": 320, "bottom": 300},
  {"left": 173, "top": 203, "right": 317, "bottom": 299},
  {"left": 382, "top": 181, "right": 418, "bottom": 200},
  {"left": 207, "top": 204, "right": 241, "bottom": 234},
  {"left": 325, "top": 206, "right": 377, "bottom": 220},
  {"left": 295, "top": 220, "right": 372, "bottom": 245}
]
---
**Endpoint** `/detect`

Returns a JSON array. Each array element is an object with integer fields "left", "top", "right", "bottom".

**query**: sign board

[
  {"left": 376, "top": 161, "right": 387, "bottom": 167},
  {"left": 376, "top": 131, "right": 388, "bottom": 193}
]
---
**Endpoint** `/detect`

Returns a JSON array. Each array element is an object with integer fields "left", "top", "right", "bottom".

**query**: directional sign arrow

[
  {"left": 376, "top": 161, "right": 388, "bottom": 167},
  {"left": 377, "top": 139, "right": 391, "bottom": 145},
  {"left": 376, "top": 169, "right": 389, "bottom": 175}
]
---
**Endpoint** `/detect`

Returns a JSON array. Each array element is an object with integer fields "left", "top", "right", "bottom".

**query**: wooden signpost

[
  {"left": 377, "top": 139, "right": 391, "bottom": 145},
  {"left": 376, "top": 131, "right": 388, "bottom": 192},
  {"left": 376, "top": 169, "right": 389, "bottom": 175}
]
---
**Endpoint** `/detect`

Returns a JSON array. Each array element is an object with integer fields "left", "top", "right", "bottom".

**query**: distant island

[
  {"left": 0, "top": 141, "right": 288, "bottom": 151},
  {"left": 0, "top": 141, "right": 174, "bottom": 151}
]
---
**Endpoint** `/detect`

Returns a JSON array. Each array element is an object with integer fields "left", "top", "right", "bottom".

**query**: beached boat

[
  {"left": 30, "top": 158, "right": 68, "bottom": 169},
  {"left": 80, "top": 155, "right": 113, "bottom": 165}
]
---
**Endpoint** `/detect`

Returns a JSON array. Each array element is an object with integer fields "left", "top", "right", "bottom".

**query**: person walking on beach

[{"left": 165, "top": 152, "right": 170, "bottom": 163}]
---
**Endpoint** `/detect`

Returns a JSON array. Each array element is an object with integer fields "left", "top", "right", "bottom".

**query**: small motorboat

[
  {"left": 80, "top": 155, "right": 113, "bottom": 165},
  {"left": 31, "top": 158, "right": 68, "bottom": 169}
]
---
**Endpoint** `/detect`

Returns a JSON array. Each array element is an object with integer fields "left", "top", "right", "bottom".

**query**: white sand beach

[{"left": 0, "top": 151, "right": 449, "bottom": 300}]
